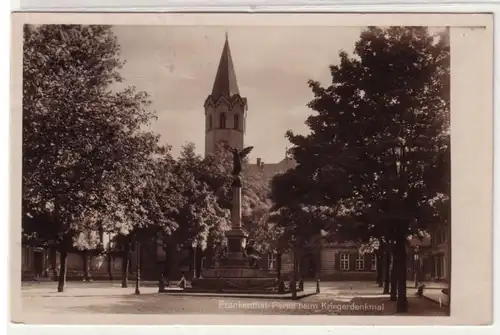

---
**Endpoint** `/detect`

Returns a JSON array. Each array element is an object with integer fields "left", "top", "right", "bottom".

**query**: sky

[{"left": 112, "top": 25, "right": 366, "bottom": 163}]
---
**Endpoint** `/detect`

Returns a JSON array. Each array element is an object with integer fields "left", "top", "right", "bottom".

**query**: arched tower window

[
  {"left": 208, "top": 115, "right": 213, "bottom": 130},
  {"left": 233, "top": 114, "right": 239, "bottom": 130},
  {"left": 220, "top": 113, "right": 226, "bottom": 129}
]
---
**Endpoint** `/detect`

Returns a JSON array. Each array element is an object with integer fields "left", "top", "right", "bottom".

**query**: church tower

[{"left": 204, "top": 34, "right": 247, "bottom": 157}]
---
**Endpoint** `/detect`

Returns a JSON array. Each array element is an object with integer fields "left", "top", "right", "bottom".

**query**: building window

[
  {"left": 442, "top": 256, "right": 447, "bottom": 279},
  {"left": 435, "top": 255, "right": 441, "bottom": 278},
  {"left": 439, "top": 229, "right": 446, "bottom": 244},
  {"left": 219, "top": 113, "right": 226, "bottom": 128},
  {"left": 268, "top": 253, "right": 276, "bottom": 270},
  {"left": 434, "top": 254, "right": 446, "bottom": 279},
  {"left": 233, "top": 114, "right": 239, "bottom": 130},
  {"left": 355, "top": 254, "right": 365, "bottom": 271},
  {"left": 340, "top": 253, "right": 349, "bottom": 271},
  {"left": 22, "top": 247, "right": 30, "bottom": 269},
  {"left": 208, "top": 115, "right": 212, "bottom": 130},
  {"left": 434, "top": 228, "right": 446, "bottom": 245},
  {"left": 435, "top": 229, "right": 441, "bottom": 244},
  {"left": 371, "top": 255, "right": 377, "bottom": 271}
]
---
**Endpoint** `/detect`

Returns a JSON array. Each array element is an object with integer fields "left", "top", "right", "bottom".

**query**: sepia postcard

[{"left": 10, "top": 12, "right": 493, "bottom": 326}]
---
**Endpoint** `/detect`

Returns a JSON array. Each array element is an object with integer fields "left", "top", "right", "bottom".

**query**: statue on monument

[
  {"left": 224, "top": 143, "right": 253, "bottom": 260},
  {"left": 243, "top": 241, "right": 262, "bottom": 269},
  {"left": 225, "top": 144, "right": 254, "bottom": 186}
]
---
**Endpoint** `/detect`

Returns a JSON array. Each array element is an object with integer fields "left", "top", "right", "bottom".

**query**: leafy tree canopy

[
  {"left": 275, "top": 26, "right": 450, "bottom": 245},
  {"left": 22, "top": 25, "right": 168, "bottom": 251}
]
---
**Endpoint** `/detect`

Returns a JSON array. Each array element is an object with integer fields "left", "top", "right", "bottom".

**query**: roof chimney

[{"left": 256, "top": 157, "right": 261, "bottom": 166}]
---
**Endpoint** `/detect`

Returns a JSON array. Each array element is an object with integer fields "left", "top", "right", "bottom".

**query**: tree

[
  {"left": 155, "top": 143, "right": 231, "bottom": 279},
  {"left": 241, "top": 164, "right": 274, "bottom": 251},
  {"left": 200, "top": 143, "right": 234, "bottom": 210},
  {"left": 22, "top": 25, "right": 164, "bottom": 292},
  {"left": 269, "top": 166, "right": 337, "bottom": 291},
  {"left": 284, "top": 27, "right": 450, "bottom": 312},
  {"left": 114, "top": 148, "right": 183, "bottom": 287}
]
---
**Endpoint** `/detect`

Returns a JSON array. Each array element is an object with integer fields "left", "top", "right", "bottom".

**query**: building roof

[
  {"left": 247, "top": 157, "right": 297, "bottom": 182},
  {"left": 211, "top": 34, "right": 240, "bottom": 98}
]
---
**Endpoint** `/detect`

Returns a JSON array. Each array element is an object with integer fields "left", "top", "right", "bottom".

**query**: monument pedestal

[{"left": 189, "top": 183, "right": 279, "bottom": 293}]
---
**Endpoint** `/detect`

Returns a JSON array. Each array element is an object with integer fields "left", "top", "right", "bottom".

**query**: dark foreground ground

[{"left": 18, "top": 280, "right": 448, "bottom": 316}]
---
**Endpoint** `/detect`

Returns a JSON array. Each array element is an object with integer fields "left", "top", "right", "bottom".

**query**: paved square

[{"left": 19, "top": 281, "right": 449, "bottom": 317}]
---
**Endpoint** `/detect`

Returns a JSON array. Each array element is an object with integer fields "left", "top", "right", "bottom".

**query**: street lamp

[
  {"left": 413, "top": 246, "right": 420, "bottom": 288},
  {"left": 135, "top": 240, "right": 141, "bottom": 295},
  {"left": 134, "top": 175, "right": 151, "bottom": 296},
  {"left": 192, "top": 241, "right": 198, "bottom": 279},
  {"left": 291, "top": 234, "right": 297, "bottom": 300},
  {"left": 393, "top": 137, "right": 408, "bottom": 313}
]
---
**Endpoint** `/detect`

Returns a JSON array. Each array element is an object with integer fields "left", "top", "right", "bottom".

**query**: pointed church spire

[{"left": 211, "top": 34, "right": 239, "bottom": 98}]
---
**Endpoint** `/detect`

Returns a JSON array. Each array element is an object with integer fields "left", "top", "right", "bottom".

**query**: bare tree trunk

[
  {"left": 57, "top": 248, "right": 68, "bottom": 292},
  {"left": 276, "top": 251, "right": 282, "bottom": 281},
  {"left": 383, "top": 245, "right": 391, "bottom": 294},
  {"left": 390, "top": 242, "right": 398, "bottom": 301},
  {"left": 107, "top": 253, "right": 113, "bottom": 281},
  {"left": 376, "top": 246, "right": 383, "bottom": 287},
  {"left": 50, "top": 248, "right": 57, "bottom": 280},
  {"left": 121, "top": 243, "right": 130, "bottom": 288},
  {"left": 291, "top": 249, "right": 297, "bottom": 300},
  {"left": 82, "top": 250, "right": 91, "bottom": 281},
  {"left": 396, "top": 234, "right": 408, "bottom": 313},
  {"left": 194, "top": 246, "right": 202, "bottom": 279}
]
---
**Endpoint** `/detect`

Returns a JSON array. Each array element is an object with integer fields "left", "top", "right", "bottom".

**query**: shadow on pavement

[
  {"left": 58, "top": 294, "right": 450, "bottom": 316},
  {"left": 21, "top": 281, "right": 450, "bottom": 317}
]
